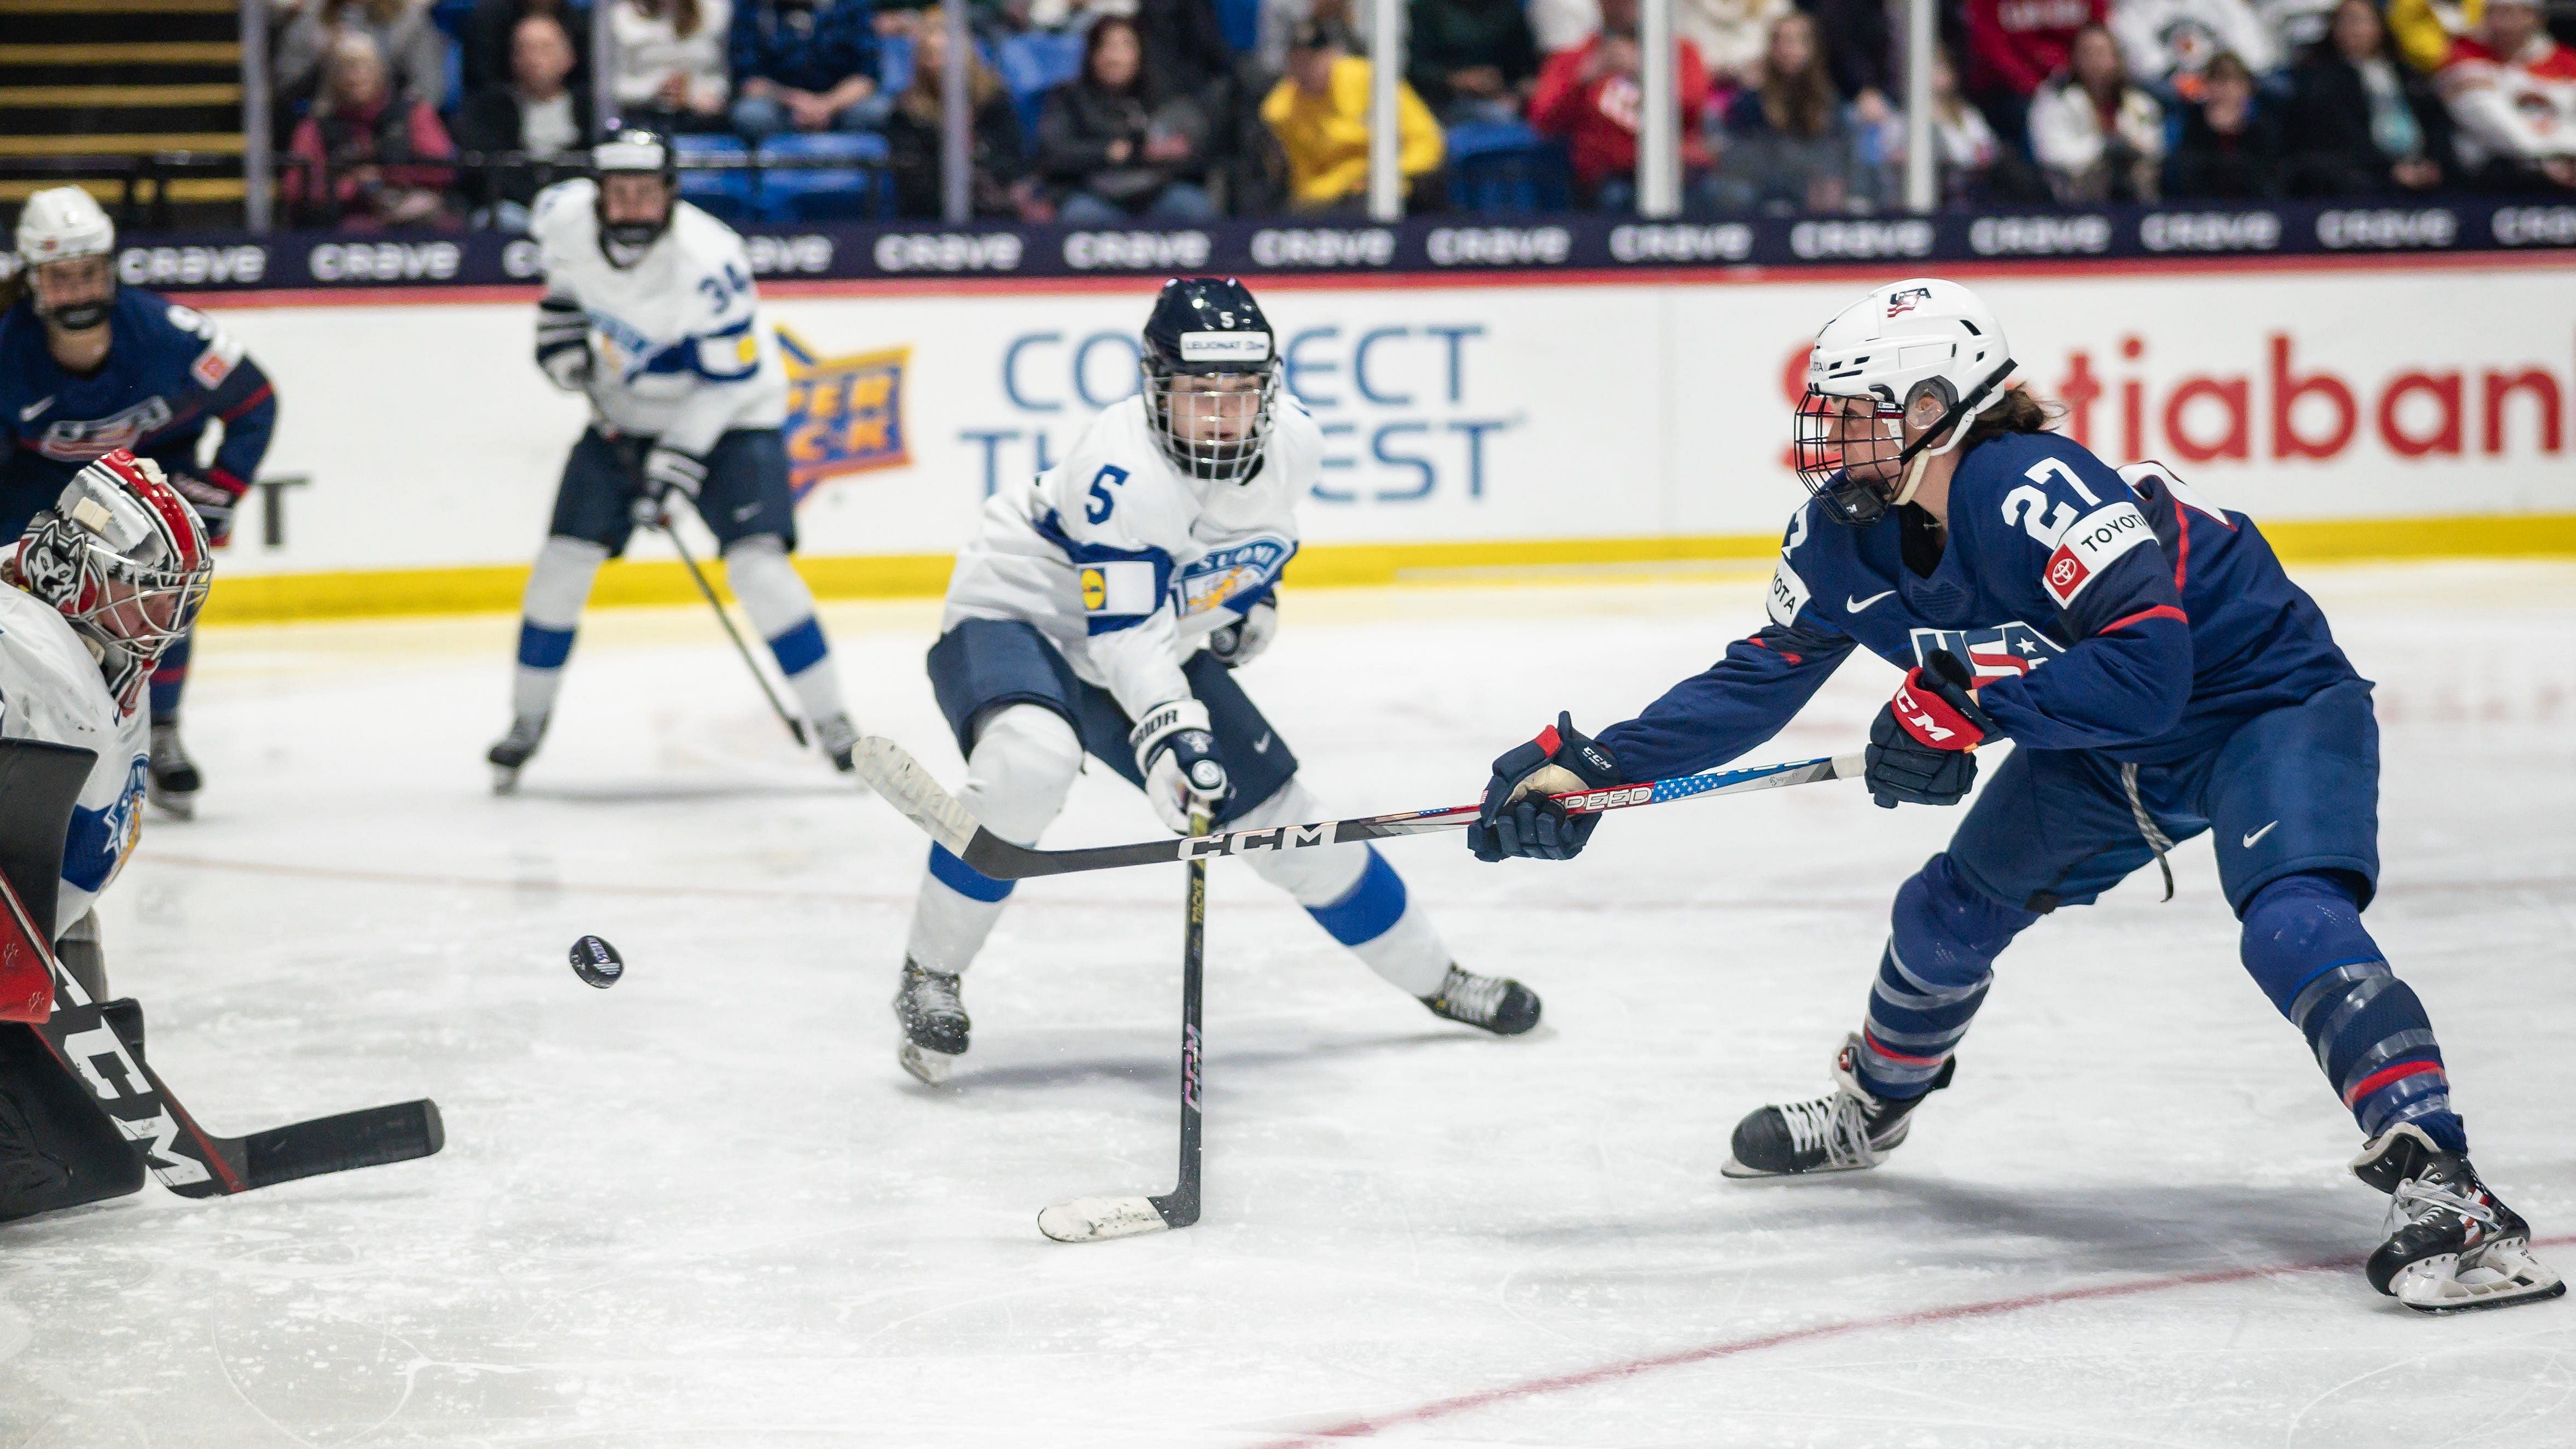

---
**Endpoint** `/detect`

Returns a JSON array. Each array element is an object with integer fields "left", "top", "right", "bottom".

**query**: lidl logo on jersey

[
  {"left": 777, "top": 326, "right": 911, "bottom": 497},
  {"left": 1909, "top": 623, "right": 2066, "bottom": 679},
  {"left": 1177, "top": 537, "right": 1295, "bottom": 618}
]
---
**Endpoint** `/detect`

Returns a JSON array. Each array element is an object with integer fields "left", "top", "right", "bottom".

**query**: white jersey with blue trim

[
  {"left": 942, "top": 394, "right": 1318, "bottom": 718},
  {"left": 0, "top": 586, "right": 149, "bottom": 935},
  {"left": 528, "top": 178, "right": 786, "bottom": 456}
]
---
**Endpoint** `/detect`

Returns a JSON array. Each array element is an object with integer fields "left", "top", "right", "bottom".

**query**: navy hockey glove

[
  {"left": 1131, "top": 697, "right": 1228, "bottom": 834},
  {"left": 535, "top": 293, "right": 592, "bottom": 392},
  {"left": 165, "top": 469, "right": 245, "bottom": 546},
  {"left": 1468, "top": 713, "right": 1623, "bottom": 862},
  {"left": 1206, "top": 598, "right": 1277, "bottom": 668},
  {"left": 631, "top": 445, "right": 707, "bottom": 528},
  {"left": 1865, "top": 649, "right": 1995, "bottom": 808}
]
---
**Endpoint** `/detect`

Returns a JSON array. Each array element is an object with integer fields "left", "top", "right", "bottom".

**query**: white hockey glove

[
  {"left": 631, "top": 444, "right": 707, "bottom": 527},
  {"left": 1130, "top": 697, "right": 1227, "bottom": 834},
  {"left": 1205, "top": 598, "right": 1277, "bottom": 668}
]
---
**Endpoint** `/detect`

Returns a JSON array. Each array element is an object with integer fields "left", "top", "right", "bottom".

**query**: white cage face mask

[{"left": 1144, "top": 331, "right": 1278, "bottom": 484}]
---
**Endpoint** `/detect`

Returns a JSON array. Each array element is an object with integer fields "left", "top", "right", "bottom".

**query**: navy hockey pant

[{"left": 1849, "top": 682, "right": 2464, "bottom": 1153}]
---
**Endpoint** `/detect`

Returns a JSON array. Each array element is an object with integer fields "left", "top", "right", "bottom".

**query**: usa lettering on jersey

[
  {"left": 1911, "top": 623, "right": 2066, "bottom": 679},
  {"left": 2041, "top": 502, "right": 2153, "bottom": 607}
]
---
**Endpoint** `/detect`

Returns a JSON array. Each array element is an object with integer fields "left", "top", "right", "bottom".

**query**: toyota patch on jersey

[{"left": 2041, "top": 502, "right": 2152, "bottom": 607}]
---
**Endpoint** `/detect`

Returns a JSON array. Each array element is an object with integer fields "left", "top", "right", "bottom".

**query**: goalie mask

[
  {"left": 14, "top": 184, "right": 118, "bottom": 332},
  {"left": 1793, "top": 278, "right": 2016, "bottom": 528},
  {"left": 16, "top": 450, "right": 213, "bottom": 708},
  {"left": 1140, "top": 277, "right": 1279, "bottom": 484},
  {"left": 591, "top": 128, "right": 678, "bottom": 266}
]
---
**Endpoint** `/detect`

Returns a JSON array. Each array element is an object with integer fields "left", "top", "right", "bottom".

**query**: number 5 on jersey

[{"left": 1085, "top": 465, "right": 1129, "bottom": 524}]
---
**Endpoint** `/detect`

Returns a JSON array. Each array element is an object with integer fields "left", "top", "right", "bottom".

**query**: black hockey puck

[{"left": 569, "top": 935, "right": 623, "bottom": 988}]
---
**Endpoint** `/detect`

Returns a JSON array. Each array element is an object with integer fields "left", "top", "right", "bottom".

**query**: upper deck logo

[{"left": 778, "top": 326, "right": 911, "bottom": 498}]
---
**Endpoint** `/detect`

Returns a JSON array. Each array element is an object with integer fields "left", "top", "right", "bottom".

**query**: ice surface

[{"left": 4, "top": 562, "right": 2572, "bottom": 1447}]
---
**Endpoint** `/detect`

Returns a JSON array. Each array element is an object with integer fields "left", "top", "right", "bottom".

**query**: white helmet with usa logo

[{"left": 1793, "top": 278, "right": 2016, "bottom": 529}]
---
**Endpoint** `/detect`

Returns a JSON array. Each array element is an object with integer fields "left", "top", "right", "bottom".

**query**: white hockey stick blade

[
  {"left": 1038, "top": 1195, "right": 1171, "bottom": 1243},
  {"left": 854, "top": 735, "right": 981, "bottom": 857}
]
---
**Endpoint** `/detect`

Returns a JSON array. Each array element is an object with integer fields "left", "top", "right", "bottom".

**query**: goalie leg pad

[{"left": 0, "top": 1025, "right": 145, "bottom": 1224}]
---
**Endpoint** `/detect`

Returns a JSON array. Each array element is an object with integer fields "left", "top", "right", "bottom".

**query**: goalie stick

[
  {"left": 1036, "top": 806, "right": 1209, "bottom": 1244},
  {"left": 1, "top": 739, "right": 442, "bottom": 1211},
  {"left": 854, "top": 735, "right": 1868, "bottom": 882}
]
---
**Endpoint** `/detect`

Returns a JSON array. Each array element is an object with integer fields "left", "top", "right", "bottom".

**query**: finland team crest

[{"left": 1178, "top": 537, "right": 1295, "bottom": 618}]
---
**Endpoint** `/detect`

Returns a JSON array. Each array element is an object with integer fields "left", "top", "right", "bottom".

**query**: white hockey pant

[{"left": 901, "top": 703, "right": 1451, "bottom": 995}]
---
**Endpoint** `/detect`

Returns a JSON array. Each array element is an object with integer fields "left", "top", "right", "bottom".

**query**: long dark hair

[
  {"left": 1083, "top": 14, "right": 1146, "bottom": 98},
  {"left": 1759, "top": 13, "right": 1837, "bottom": 139},
  {"left": 1962, "top": 385, "right": 2064, "bottom": 446}
]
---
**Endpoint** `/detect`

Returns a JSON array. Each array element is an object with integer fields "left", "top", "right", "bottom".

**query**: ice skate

[
  {"left": 894, "top": 958, "right": 969, "bottom": 1085},
  {"left": 147, "top": 721, "right": 198, "bottom": 819},
  {"left": 817, "top": 713, "right": 861, "bottom": 774},
  {"left": 1420, "top": 964, "right": 1541, "bottom": 1035},
  {"left": 1723, "top": 1033, "right": 1954, "bottom": 1178},
  {"left": 486, "top": 713, "right": 547, "bottom": 794},
  {"left": 2353, "top": 1124, "right": 2563, "bottom": 1313}
]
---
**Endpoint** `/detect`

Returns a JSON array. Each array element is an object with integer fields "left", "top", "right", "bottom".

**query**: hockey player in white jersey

[
  {"left": 488, "top": 129, "right": 859, "bottom": 788},
  {"left": 0, "top": 449, "right": 212, "bottom": 998},
  {"left": 891, "top": 277, "right": 1539, "bottom": 1084}
]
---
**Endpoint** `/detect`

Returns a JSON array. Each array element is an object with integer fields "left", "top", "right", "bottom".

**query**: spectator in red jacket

[
  {"left": 284, "top": 30, "right": 458, "bottom": 229},
  {"left": 1962, "top": 0, "right": 2108, "bottom": 146},
  {"left": 1528, "top": 0, "right": 1712, "bottom": 207}
]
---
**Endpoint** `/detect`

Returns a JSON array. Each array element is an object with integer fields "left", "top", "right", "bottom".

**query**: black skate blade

[{"left": 1718, "top": 1154, "right": 1883, "bottom": 1181}]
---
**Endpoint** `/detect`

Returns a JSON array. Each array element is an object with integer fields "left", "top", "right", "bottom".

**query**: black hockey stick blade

[
  {"left": 31, "top": 953, "right": 444, "bottom": 1199},
  {"left": 235, "top": 1100, "right": 445, "bottom": 1191},
  {"left": 856, "top": 735, "right": 1866, "bottom": 882}
]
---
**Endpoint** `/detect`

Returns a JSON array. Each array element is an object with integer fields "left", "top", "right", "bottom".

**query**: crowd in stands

[{"left": 255, "top": 0, "right": 2576, "bottom": 228}]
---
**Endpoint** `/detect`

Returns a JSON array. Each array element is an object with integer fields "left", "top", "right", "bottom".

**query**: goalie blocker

[{"left": 0, "top": 737, "right": 444, "bottom": 1223}]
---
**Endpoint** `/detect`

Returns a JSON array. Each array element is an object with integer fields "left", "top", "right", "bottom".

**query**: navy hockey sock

[
  {"left": 2240, "top": 872, "right": 2465, "bottom": 1153},
  {"left": 1852, "top": 853, "right": 2039, "bottom": 1099},
  {"left": 149, "top": 630, "right": 191, "bottom": 723}
]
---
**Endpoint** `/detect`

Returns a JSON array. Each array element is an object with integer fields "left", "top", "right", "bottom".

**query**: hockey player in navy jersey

[
  {"left": 1468, "top": 278, "right": 2559, "bottom": 1314},
  {"left": 487, "top": 129, "right": 858, "bottom": 789},
  {"left": 2, "top": 187, "right": 277, "bottom": 819}
]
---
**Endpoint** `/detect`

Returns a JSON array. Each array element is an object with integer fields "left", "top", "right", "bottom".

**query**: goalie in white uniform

[
  {"left": 488, "top": 129, "right": 858, "bottom": 788},
  {"left": 892, "top": 277, "right": 1539, "bottom": 1084},
  {"left": 0, "top": 450, "right": 212, "bottom": 1003}
]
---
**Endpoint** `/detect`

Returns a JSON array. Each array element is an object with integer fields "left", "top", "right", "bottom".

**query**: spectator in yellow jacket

[
  {"left": 1260, "top": 22, "right": 1446, "bottom": 210},
  {"left": 2386, "top": 0, "right": 2482, "bottom": 72}
]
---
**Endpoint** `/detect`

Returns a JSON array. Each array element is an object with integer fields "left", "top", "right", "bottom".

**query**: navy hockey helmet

[
  {"left": 1140, "top": 277, "right": 1279, "bottom": 484},
  {"left": 591, "top": 127, "right": 678, "bottom": 264}
]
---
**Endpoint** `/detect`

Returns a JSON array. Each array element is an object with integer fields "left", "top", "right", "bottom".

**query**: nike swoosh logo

[
  {"left": 1847, "top": 590, "right": 1896, "bottom": 613},
  {"left": 2242, "top": 820, "right": 2280, "bottom": 848},
  {"left": 1251, "top": 732, "right": 1273, "bottom": 754},
  {"left": 19, "top": 395, "right": 53, "bottom": 422},
  {"left": 733, "top": 502, "right": 761, "bottom": 521}
]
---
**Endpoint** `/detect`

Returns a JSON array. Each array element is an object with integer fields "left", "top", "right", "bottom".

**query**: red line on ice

[{"left": 1251, "top": 1233, "right": 2576, "bottom": 1446}]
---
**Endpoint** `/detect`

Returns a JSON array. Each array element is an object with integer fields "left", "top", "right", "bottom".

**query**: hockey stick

[
  {"left": 7, "top": 885, "right": 442, "bottom": 1198},
  {"left": 659, "top": 520, "right": 809, "bottom": 749},
  {"left": 855, "top": 735, "right": 1868, "bottom": 882},
  {"left": 1036, "top": 805, "right": 1209, "bottom": 1243}
]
